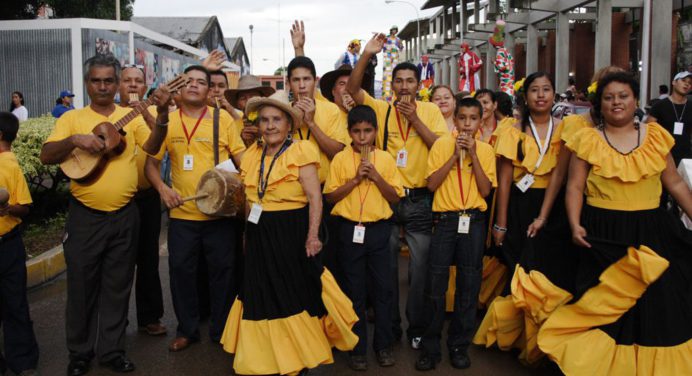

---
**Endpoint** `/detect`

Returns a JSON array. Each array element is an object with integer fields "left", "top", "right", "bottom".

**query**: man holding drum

[{"left": 145, "top": 65, "right": 246, "bottom": 352}]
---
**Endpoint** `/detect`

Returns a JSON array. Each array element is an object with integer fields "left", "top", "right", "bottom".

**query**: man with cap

[
  {"left": 319, "top": 65, "right": 374, "bottom": 124},
  {"left": 647, "top": 71, "right": 692, "bottom": 164},
  {"left": 52, "top": 90, "right": 76, "bottom": 118},
  {"left": 225, "top": 75, "right": 275, "bottom": 147},
  {"left": 417, "top": 55, "right": 435, "bottom": 89}
]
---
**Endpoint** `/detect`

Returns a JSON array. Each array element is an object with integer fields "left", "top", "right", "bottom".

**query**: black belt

[
  {"left": 434, "top": 209, "right": 484, "bottom": 219},
  {"left": 70, "top": 196, "right": 132, "bottom": 216},
  {"left": 339, "top": 217, "right": 391, "bottom": 226},
  {"left": 404, "top": 187, "right": 431, "bottom": 198},
  {"left": 0, "top": 226, "right": 20, "bottom": 244}
]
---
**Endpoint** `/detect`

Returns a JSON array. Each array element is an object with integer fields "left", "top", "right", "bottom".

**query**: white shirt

[{"left": 12, "top": 106, "right": 28, "bottom": 121}]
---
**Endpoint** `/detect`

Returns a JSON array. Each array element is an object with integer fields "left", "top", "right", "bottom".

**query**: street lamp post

[
  {"left": 249, "top": 24, "right": 254, "bottom": 74},
  {"left": 384, "top": 0, "right": 421, "bottom": 60}
]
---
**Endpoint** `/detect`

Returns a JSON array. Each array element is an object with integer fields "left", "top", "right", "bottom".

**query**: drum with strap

[{"left": 194, "top": 168, "right": 245, "bottom": 217}]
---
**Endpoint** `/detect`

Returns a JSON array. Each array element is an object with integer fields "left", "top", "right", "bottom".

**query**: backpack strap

[
  {"left": 213, "top": 107, "right": 220, "bottom": 165},
  {"left": 383, "top": 104, "right": 392, "bottom": 152}
]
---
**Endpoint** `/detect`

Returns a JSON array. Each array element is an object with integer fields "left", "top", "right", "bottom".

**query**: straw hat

[
  {"left": 319, "top": 65, "right": 373, "bottom": 103},
  {"left": 245, "top": 90, "right": 303, "bottom": 129},
  {"left": 224, "top": 75, "right": 276, "bottom": 110}
]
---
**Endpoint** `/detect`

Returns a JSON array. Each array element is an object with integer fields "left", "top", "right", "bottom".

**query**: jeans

[
  {"left": 337, "top": 219, "right": 393, "bottom": 355},
  {"left": 389, "top": 191, "right": 433, "bottom": 339},
  {"left": 421, "top": 210, "right": 486, "bottom": 357}
]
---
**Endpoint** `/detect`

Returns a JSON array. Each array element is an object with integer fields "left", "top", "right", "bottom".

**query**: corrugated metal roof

[{"left": 131, "top": 17, "right": 215, "bottom": 46}]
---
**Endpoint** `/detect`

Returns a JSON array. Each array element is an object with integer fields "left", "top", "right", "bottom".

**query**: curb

[{"left": 26, "top": 245, "right": 65, "bottom": 288}]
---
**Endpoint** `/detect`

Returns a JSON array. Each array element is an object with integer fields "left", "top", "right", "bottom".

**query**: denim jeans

[
  {"left": 337, "top": 219, "right": 393, "bottom": 355},
  {"left": 421, "top": 210, "right": 487, "bottom": 357},
  {"left": 389, "top": 191, "right": 433, "bottom": 339}
]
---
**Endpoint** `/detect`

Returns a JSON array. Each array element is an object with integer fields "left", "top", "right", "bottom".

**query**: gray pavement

[{"left": 24, "top": 242, "right": 563, "bottom": 376}]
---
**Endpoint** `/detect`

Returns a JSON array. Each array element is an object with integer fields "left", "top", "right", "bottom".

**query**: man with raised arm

[{"left": 346, "top": 33, "right": 448, "bottom": 347}]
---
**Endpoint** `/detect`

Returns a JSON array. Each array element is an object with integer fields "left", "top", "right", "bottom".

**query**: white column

[
  {"left": 485, "top": 44, "right": 497, "bottom": 90},
  {"left": 650, "top": 0, "right": 673, "bottom": 98},
  {"left": 594, "top": 0, "right": 612, "bottom": 70},
  {"left": 556, "top": 11, "right": 570, "bottom": 92},
  {"left": 70, "top": 25, "right": 84, "bottom": 108},
  {"left": 526, "top": 23, "right": 538, "bottom": 74},
  {"left": 450, "top": 53, "right": 459, "bottom": 91}
]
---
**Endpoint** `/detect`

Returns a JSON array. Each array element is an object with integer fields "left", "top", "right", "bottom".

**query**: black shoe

[
  {"left": 414, "top": 353, "right": 440, "bottom": 371},
  {"left": 375, "top": 348, "right": 395, "bottom": 367},
  {"left": 67, "top": 360, "right": 90, "bottom": 376},
  {"left": 449, "top": 347, "right": 471, "bottom": 369},
  {"left": 348, "top": 355, "right": 368, "bottom": 371},
  {"left": 100, "top": 356, "right": 135, "bottom": 373}
]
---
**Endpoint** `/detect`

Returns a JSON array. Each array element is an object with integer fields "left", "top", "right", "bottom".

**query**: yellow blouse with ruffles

[
  {"left": 560, "top": 114, "right": 592, "bottom": 145},
  {"left": 493, "top": 121, "right": 564, "bottom": 189},
  {"left": 241, "top": 140, "right": 320, "bottom": 211},
  {"left": 566, "top": 123, "right": 674, "bottom": 211}
]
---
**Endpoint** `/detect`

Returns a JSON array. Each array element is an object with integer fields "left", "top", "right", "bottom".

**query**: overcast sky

[{"left": 133, "top": 0, "right": 438, "bottom": 80}]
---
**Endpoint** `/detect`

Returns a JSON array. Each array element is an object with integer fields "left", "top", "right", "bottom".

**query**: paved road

[{"left": 24, "top": 236, "right": 563, "bottom": 376}]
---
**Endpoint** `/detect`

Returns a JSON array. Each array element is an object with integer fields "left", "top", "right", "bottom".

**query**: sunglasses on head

[{"left": 123, "top": 64, "right": 144, "bottom": 71}]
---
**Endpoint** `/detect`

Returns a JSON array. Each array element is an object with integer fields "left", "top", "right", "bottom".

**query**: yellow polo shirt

[
  {"left": 45, "top": 106, "right": 151, "bottom": 211},
  {"left": 362, "top": 91, "right": 448, "bottom": 188},
  {"left": 324, "top": 145, "right": 404, "bottom": 222},
  {"left": 292, "top": 99, "right": 349, "bottom": 183},
  {"left": 153, "top": 106, "right": 246, "bottom": 221},
  {"left": 0, "top": 152, "right": 32, "bottom": 235},
  {"left": 242, "top": 140, "right": 319, "bottom": 211},
  {"left": 133, "top": 106, "right": 158, "bottom": 191},
  {"left": 427, "top": 134, "right": 497, "bottom": 212}
]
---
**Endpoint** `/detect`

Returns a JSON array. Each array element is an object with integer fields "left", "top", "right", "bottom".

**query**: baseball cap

[
  {"left": 673, "top": 71, "right": 692, "bottom": 81},
  {"left": 60, "top": 90, "right": 75, "bottom": 98}
]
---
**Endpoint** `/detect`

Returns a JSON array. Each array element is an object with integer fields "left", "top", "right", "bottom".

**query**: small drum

[{"left": 194, "top": 168, "right": 245, "bottom": 217}]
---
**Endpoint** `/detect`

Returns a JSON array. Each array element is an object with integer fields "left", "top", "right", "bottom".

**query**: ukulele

[{"left": 60, "top": 73, "right": 189, "bottom": 183}]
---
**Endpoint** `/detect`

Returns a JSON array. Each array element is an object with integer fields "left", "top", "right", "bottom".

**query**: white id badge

[
  {"left": 183, "top": 154, "right": 194, "bottom": 171},
  {"left": 515, "top": 173, "right": 535, "bottom": 193},
  {"left": 458, "top": 215, "right": 470, "bottom": 234},
  {"left": 353, "top": 225, "right": 366, "bottom": 244},
  {"left": 674, "top": 122, "right": 684, "bottom": 135},
  {"left": 248, "top": 203, "right": 263, "bottom": 224},
  {"left": 396, "top": 149, "right": 408, "bottom": 168}
]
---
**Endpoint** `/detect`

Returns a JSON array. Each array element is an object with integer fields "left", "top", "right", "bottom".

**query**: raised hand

[
  {"left": 290, "top": 20, "right": 305, "bottom": 50},
  {"left": 202, "top": 50, "right": 227, "bottom": 71},
  {"left": 364, "top": 33, "right": 386, "bottom": 56}
]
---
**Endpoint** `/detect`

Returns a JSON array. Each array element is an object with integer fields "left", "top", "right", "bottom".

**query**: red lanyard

[
  {"left": 180, "top": 107, "right": 208, "bottom": 145},
  {"left": 395, "top": 110, "right": 412, "bottom": 145},
  {"left": 456, "top": 160, "right": 474, "bottom": 209},
  {"left": 352, "top": 149, "right": 376, "bottom": 223}
]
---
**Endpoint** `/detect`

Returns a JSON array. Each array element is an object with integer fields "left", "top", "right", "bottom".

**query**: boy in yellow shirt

[
  {"left": 324, "top": 105, "right": 404, "bottom": 371},
  {"left": 416, "top": 98, "right": 497, "bottom": 370},
  {"left": 0, "top": 112, "right": 39, "bottom": 375}
]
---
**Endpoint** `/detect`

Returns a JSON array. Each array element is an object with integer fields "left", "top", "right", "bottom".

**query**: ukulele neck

[{"left": 113, "top": 99, "right": 154, "bottom": 131}]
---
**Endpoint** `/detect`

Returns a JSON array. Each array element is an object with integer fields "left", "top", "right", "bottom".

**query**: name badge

[
  {"left": 183, "top": 154, "right": 194, "bottom": 171},
  {"left": 396, "top": 148, "right": 408, "bottom": 168},
  {"left": 353, "top": 224, "right": 365, "bottom": 244},
  {"left": 674, "top": 121, "right": 684, "bottom": 135},
  {"left": 515, "top": 173, "right": 535, "bottom": 193},
  {"left": 248, "top": 203, "right": 263, "bottom": 224},
  {"left": 458, "top": 214, "right": 470, "bottom": 234}
]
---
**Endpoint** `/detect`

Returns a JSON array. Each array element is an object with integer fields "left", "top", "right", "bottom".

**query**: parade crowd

[{"left": 0, "top": 19, "right": 691, "bottom": 376}]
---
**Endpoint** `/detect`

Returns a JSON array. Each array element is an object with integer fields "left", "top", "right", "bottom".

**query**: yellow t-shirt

[
  {"left": 566, "top": 123, "right": 674, "bottom": 211},
  {"left": 292, "top": 100, "right": 349, "bottom": 183},
  {"left": 427, "top": 134, "right": 497, "bottom": 212},
  {"left": 0, "top": 152, "right": 32, "bottom": 235},
  {"left": 493, "top": 121, "right": 564, "bottom": 189},
  {"left": 241, "top": 140, "right": 319, "bottom": 211},
  {"left": 153, "top": 106, "right": 246, "bottom": 221},
  {"left": 362, "top": 91, "right": 448, "bottom": 188},
  {"left": 133, "top": 106, "right": 158, "bottom": 191},
  {"left": 324, "top": 145, "right": 404, "bottom": 222},
  {"left": 45, "top": 106, "right": 151, "bottom": 211},
  {"left": 560, "top": 113, "right": 592, "bottom": 145}
]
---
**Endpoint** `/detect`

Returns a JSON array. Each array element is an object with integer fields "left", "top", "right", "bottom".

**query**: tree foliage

[{"left": 0, "top": 0, "right": 135, "bottom": 21}]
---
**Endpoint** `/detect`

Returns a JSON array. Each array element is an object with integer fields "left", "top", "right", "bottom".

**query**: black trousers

[
  {"left": 133, "top": 190, "right": 164, "bottom": 327},
  {"left": 337, "top": 219, "right": 394, "bottom": 355},
  {"left": 64, "top": 200, "right": 139, "bottom": 362},
  {"left": 167, "top": 218, "right": 236, "bottom": 342},
  {"left": 0, "top": 232, "right": 39, "bottom": 373}
]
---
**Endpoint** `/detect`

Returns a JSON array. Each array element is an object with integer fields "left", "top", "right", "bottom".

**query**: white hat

[{"left": 673, "top": 71, "right": 692, "bottom": 81}]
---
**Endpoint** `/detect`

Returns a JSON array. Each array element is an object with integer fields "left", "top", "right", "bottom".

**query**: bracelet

[
  {"left": 156, "top": 122, "right": 169, "bottom": 128},
  {"left": 493, "top": 224, "right": 507, "bottom": 232},
  {"left": 534, "top": 217, "right": 546, "bottom": 223}
]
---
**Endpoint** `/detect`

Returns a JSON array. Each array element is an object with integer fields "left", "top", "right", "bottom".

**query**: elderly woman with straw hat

[
  {"left": 220, "top": 90, "right": 358, "bottom": 376},
  {"left": 224, "top": 75, "right": 276, "bottom": 147}
]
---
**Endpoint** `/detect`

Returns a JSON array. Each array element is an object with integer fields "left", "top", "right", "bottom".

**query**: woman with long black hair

[
  {"left": 9, "top": 92, "right": 27, "bottom": 121},
  {"left": 539, "top": 72, "right": 692, "bottom": 375},
  {"left": 473, "top": 72, "right": 577, "bottom": 365}
]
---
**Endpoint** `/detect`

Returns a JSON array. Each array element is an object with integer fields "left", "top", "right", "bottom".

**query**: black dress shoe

[
  {"left": 100, "top": 356, "right": 135, "bottom": 373},
  {"left": 414, "top": 353, "right": 440, "bottom": 371},
  {"left": 67, "top": 359, "right": 90, "bottom": 376},
  {"left": 449, "top": 347, "right": 471, "bottom": 369}
]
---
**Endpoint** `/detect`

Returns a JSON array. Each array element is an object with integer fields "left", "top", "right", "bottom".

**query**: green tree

[
  {"left": 0, "top": 0, "right": 135, "bottom": 21},
  {"left": 274, "top": 66, "right": 287, "bottom": 76}
]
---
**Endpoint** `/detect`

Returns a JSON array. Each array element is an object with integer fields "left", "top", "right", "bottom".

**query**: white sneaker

[{"left": 411, "top": 337, "right": 422, "bottom": 349}]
